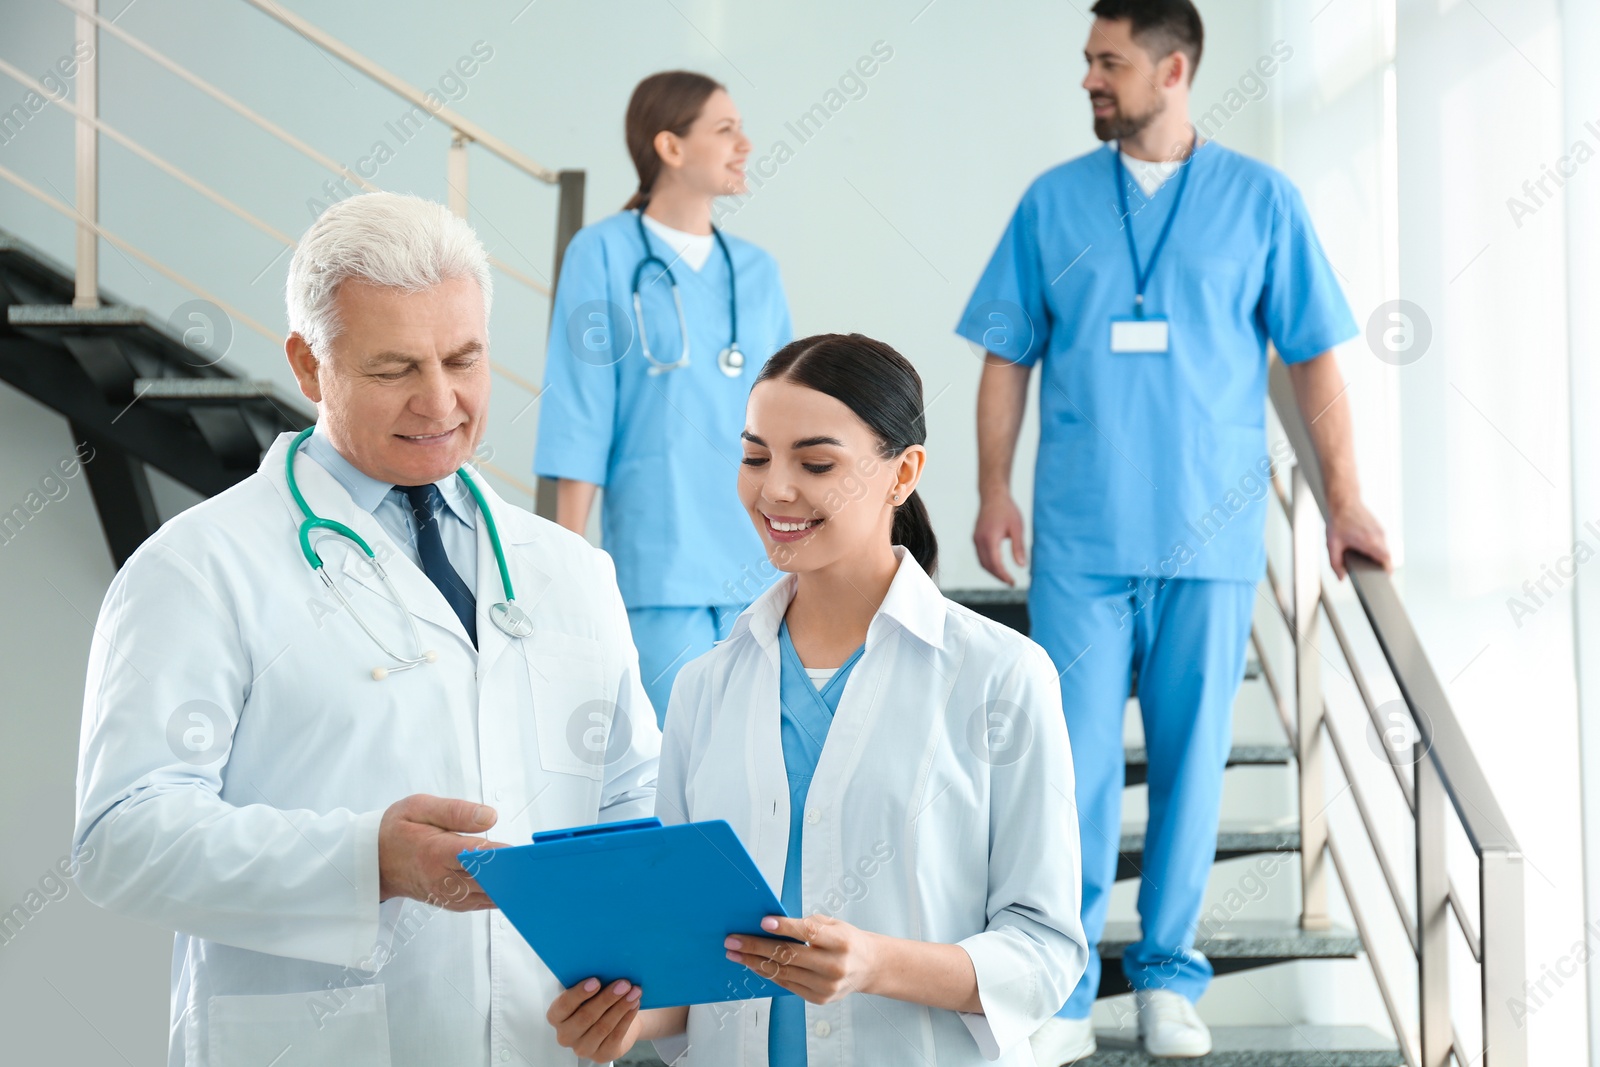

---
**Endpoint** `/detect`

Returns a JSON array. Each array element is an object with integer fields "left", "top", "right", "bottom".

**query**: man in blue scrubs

[{"left": 957, "top": 2, "right": 1391, "bottom": 1061}]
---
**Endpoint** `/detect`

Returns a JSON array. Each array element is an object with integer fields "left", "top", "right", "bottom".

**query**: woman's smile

[{"left": 762, "top": 512, "right": 824, "bottom": 542}]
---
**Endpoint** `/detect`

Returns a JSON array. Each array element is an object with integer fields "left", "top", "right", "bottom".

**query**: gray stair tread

[
  {"left": 1121, "top": 821, "right": 1300, "bottom": 855},
  {"left": 7, "top": 303, "right": 213, "bottom": 367},
  {"left": 1098, "top": 920, "right": 1361, "bottom": 959},
  {"left": 7, "top": 304, "right": 230, "bottom": 371},
  {"left": 1126, "top": 744, "right": 1292, "bottom": 769},
  {"left": 1081, "top": 1025, "right": 1402, "bottom": 1065},
  {"left": 8, "top": 303, "right": 155, "bottom": 327},
  {"left": 135, "top": 376, "right": 282, "bottom": 400},
  {"left": 618, "top": 1026, "right": 1401, "bottom": 1066}
]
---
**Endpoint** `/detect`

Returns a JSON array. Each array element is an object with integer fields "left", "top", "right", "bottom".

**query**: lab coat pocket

[
  {"left": 525, "top": 630, "right": 611, "bottom": 780},
  {"left": 208, "top": 984, "right": 391, "bottom": 1067}
]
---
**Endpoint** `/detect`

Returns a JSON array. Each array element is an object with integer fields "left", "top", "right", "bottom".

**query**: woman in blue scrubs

[
  {"left": 535, "top": 71, "right": 793, "bottom": 725},
  {"left": 544, "top": 334, "right": 1088, "bottom": 1066}
]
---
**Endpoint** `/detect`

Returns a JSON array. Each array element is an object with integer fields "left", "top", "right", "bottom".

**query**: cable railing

[
  {"left": 1261, "top": 357, "right": 1526, "bottom": 1067},
  {"left": 3, "top": 0, "right": 587, "bottom": 498}
]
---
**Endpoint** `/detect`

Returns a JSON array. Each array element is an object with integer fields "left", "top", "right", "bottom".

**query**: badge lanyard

[{"left": 1113, "top": 135, "right": 1197, "bottom": 320}]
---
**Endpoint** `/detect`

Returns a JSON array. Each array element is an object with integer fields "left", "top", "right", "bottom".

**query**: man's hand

[
  {"left": 725, "top": 915, "right": 882, "bottom": 1004},
  {"left": 377, "top": 794, "right": 506, "bottom": 910},
  {"left": 547, "top": 978, "right": 644, "bottom": 1062},
  {"left": 1326, "top": 498, "right": 1391, "bottom": 580},
  {"left": 974, "top": 493, "right": 1028, "bottom": 586}
]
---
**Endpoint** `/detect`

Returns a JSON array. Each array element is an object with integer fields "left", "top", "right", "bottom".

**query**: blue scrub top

[
  {"left": 956, "top": 142, "right": 1356, "bottom": 583},
  {"left": 535, "top": 210, "right": 794, "bottom": 608},
  {"left": 769, "top": 620, "right": 865, "bottom": 1067}
]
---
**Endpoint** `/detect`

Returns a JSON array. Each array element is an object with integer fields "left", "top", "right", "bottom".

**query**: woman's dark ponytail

[
  {"left": 755, "top": 333, "right": 939, "bottom": 578},
  {"left": 891, "top": 490, "right": 939, "bottom": 578},
  {"left": 621, "top": 71, "right": 724, "bottom": 211}
]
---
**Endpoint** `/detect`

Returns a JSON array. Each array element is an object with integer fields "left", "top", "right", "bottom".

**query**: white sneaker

[
  {"left": 1136, "top": 989, "right": 1211, "bottom": 1058},
  {"left": 1029, "top": 1015, "right": 1097, "bottom": 1065}
]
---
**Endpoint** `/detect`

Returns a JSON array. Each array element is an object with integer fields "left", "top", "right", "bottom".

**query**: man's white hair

[{"left": 286, "top": 191, "right": 493, "bottom": 356}]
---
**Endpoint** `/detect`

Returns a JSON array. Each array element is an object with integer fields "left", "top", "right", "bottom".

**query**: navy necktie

[{"left": 399, "top": 483, "right": 477, "bottom": 647}]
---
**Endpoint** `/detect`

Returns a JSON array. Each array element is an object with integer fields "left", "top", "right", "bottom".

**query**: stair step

[
  {"left": 1119, "top": 822, "right": 1298, "bottom": 881},
  {"left": 1078, "top": 1025, "right": 1402, "bottom": 1066},
  {"left": 1094, "top": 920, "right": 1361, "bottom": 999},
  {"left": 7, "top": 304, "right": 195, "bottom": 358},
  {"left": 615, "top": 1025, "right": 1402, "bottom": 1066},
  {"left": 1098, "top": 920, "right": 1362, "bottom": 961},
  {"left": 8, "top": 303, "right": 158, "bottom": 329},
  {"left": 1124, "top": 744, "right": 1291, "bottom": 786},
  {"left": 134, "top": 376, "right": 286, "bottom": 401},
  {"left": 6, "top": 302, "right": 254, "bottom": 381}
]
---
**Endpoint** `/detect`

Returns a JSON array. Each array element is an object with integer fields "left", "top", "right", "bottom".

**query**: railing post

[
  {"left": 74, "top": 0, "right": 100, "bottom": 308},
  {"left": 447, "top": 131, "right": 470, "bottom": 219},
  {"left": 1480, "top": 848, "right": 1526, "bottom": 1067},
  {"left": 536, "top": 169, "right": 587, "bottom": 522},
  {"left": 551, "top": 168, "right": 585, "bottom": 293},
  {"left": 1417, "top": 749, "right": 1450, "bottom": 1066},
  {"left": 1292, "top": 463, "right": 1330, "bottom": 930}
]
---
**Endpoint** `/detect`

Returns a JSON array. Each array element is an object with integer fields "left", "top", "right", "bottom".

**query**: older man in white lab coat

[{"left": 72, "top": 192, "right": 660, "bottom": 1067}]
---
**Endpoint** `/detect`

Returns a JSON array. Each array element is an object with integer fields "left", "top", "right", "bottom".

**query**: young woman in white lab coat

[{"left": 546, "top": 333, "right": 1090, "bottom": 1066}]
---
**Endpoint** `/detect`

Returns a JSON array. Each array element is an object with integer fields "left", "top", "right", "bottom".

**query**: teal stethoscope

[
  {"left": 287, "top": 426, "right": 533, "bottom": 681},
  {"left": 631, "top": 209, "right": 744, "bottom": 377}
]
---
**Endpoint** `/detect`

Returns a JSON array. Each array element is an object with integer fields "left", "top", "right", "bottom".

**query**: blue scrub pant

[
  {"left": 626, "top": 605, "right": 743, "bottom": 728},
  {"left": 1028, "top": 570, "right": 1255, "bottom": 1017}
]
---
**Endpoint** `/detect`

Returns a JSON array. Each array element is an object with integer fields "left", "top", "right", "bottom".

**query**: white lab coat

[
  {"left": 73, "top": 431, "right": 660, "bottom": 1067},
  {"left": 656, "top": 548, "right": 1089, "bottom": 1066}
]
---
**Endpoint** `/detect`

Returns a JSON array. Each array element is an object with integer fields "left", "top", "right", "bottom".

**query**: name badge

[{"left": 1110, "top": 316, "right": 1170, "bottom": 353}]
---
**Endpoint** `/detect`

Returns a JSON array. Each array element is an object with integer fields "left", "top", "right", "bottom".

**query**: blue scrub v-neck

[
  {"left": 954, "top": 140, "right": 1357, "bottom": 583},
  {"left": 769, "top": 619, "right": 865, "bottom": 1067}
]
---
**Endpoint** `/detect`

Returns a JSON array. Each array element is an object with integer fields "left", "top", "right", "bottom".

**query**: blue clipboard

[{"left": 459, "top": 818, "right": 795, "bottom": 1009}]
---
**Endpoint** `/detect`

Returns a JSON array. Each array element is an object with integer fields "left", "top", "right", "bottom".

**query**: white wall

[{"left": 1391, "top": 0, "right": 1584, "bottom": 1061}]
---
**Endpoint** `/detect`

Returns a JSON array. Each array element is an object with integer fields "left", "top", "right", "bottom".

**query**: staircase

[
  {"left": 0, "top": 230, "right": 311, "bottom": 564},
  {"left": 953, "top": 588, "right": 1400, "bottom": 1065}
]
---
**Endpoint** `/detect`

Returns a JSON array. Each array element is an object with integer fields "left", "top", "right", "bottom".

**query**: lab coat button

[
  {"left": 815, "top": 1020, "right": 831, "bottom": 1037},
  {"left": 495, "top": 787, "right": 506, "bottom": 801},
  {"left": 500, "top": 1050, "right": 510, "bottom": 1062},
  {"left": 805, "top": 808, "right": 820, "bottom": 825}
]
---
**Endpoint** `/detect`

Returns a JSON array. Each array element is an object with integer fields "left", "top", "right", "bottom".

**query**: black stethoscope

[{"left": 630, "top": 210, "right": 744, "bottom": 377}]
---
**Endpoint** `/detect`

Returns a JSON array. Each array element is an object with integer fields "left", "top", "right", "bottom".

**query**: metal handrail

[
  {"left": 1269, "top": 360, "right": 1519, "bottom": 856},
  {"left": 0, "top": 48, "right": 544, "bottom": 397},
  {"left": 1266, "top": 356, "right": 1525, "bottom": 1067},
  {"left": 1321, "top": 584, "right": 1418, "bottom": 812},
  {"left": 0, "top": 56, "right": 296, "bottom": 246},
  {"left": 19, "top": 0, "right": 585, "bottom": 502},
  {"left": 1321, "top": 706, "right": 1421, "bottom": 952},
  {"left": 237, "top": 0, "right": 559, "bottom": 184},
  {"left": 0, "top": 160, "right": 281, "bottom": 343},
  {"left": 1327, "top": 832, "right": 1422, "bottom": 1067},
  {"left": 48, "top": 0, "right": 556, "bottom": 302},
  {"left": 1449, "top": 882, "right": 1482, "bottom": 964},
  {"left": 0, "top": 163, "right": 540, "bottom": 497}
]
